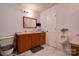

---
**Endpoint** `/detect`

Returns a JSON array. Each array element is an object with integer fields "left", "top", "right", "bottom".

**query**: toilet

[
  {"left": 1, "top": 48, "right": 14, "bottom": 56},
  {"left": 0, "top": 44, "right": 14, "bottom": 56},
  {"left": 0, "top": 36, "right": 14, "bottom": 56}
]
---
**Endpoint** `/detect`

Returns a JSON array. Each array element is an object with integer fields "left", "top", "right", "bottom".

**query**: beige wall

[
  {"left": 57, "top": 3, "right": 79, "bottom": 38},
  {"left": 0, "top": 3, "right": 40, "bottom": 37}
]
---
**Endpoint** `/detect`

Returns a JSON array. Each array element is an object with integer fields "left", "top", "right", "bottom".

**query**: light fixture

[
  {"left": 24, "top": 11, "right": 28, "bottom": 13},
  {"left": 24, "top": 9, "right": 33, "bottom": 17}
]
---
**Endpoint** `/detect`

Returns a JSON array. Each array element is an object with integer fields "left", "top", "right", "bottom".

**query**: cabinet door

[
  {"left": 39, "top": 33, "right": 45, "bottom": 45},
  {"left": 31, "top": 33, "right": 40, "bottom": 48},
  {"left": 17, "top": 34, "right": 31, "bottom": 53},
  {"left": 71, "top": 44, "right": 79, "bottom": 56}
]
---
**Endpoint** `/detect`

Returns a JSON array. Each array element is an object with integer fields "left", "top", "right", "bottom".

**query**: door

[
  {"left": 46, "top": 13, "right": 56, "bottom": 47},
  {"left": 40, "top": 10, "right": 56, "bottom": 47}
]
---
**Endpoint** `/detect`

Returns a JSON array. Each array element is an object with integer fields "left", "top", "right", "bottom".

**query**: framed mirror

[{"left": 23, "top": 16, "right": 37, "bottom": 28}]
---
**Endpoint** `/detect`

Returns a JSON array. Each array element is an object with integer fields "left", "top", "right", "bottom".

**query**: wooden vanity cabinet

[
  {"left": 16, "top": 34, "right": 31, "bottom": 53},
  {"left": 16, "top": 32, "right": 46, "bottom": 54}
]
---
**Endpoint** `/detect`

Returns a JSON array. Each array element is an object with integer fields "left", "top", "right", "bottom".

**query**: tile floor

[{"left": 14, "top": 45, "right": 69, "bottom": 56}]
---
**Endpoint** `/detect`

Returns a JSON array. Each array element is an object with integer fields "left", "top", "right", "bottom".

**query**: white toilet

[
  {"left": 1, "top": 47, "right": 14, "bottom": 56},
  {"left": 0, "top": 36, "right": 14, "bottom": 56}
]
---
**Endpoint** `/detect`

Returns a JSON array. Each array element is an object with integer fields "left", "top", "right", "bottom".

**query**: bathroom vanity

[
  {"left": 15, "top": 32, "right": 46, "bottom": 53},
  {"left": 70, "top": 35, "right": 79, "bottom": 56}
]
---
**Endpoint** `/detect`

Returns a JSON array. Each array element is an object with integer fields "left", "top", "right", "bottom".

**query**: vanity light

[
  {"left": 24, "top": 9, "right": 33, "bottom": 17},
  {"left": 24, "top": 11, "right": 28, "bottom": 13}
]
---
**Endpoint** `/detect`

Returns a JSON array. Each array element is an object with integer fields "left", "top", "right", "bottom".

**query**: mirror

[{"left": 23, "top": 16, "right": 37, "bottom": 28}]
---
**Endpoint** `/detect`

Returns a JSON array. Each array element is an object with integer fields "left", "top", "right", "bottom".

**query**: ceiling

[{"left": 20, "top": 3, "right": 57, "bottom": 12}]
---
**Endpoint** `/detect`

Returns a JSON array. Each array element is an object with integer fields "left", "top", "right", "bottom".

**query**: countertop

[
  {"left": 16, "top": 31, "right": 45, "bottom": 35},
  {"left": 70, "top": 35, "right": 79, "bottom": 45}
]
